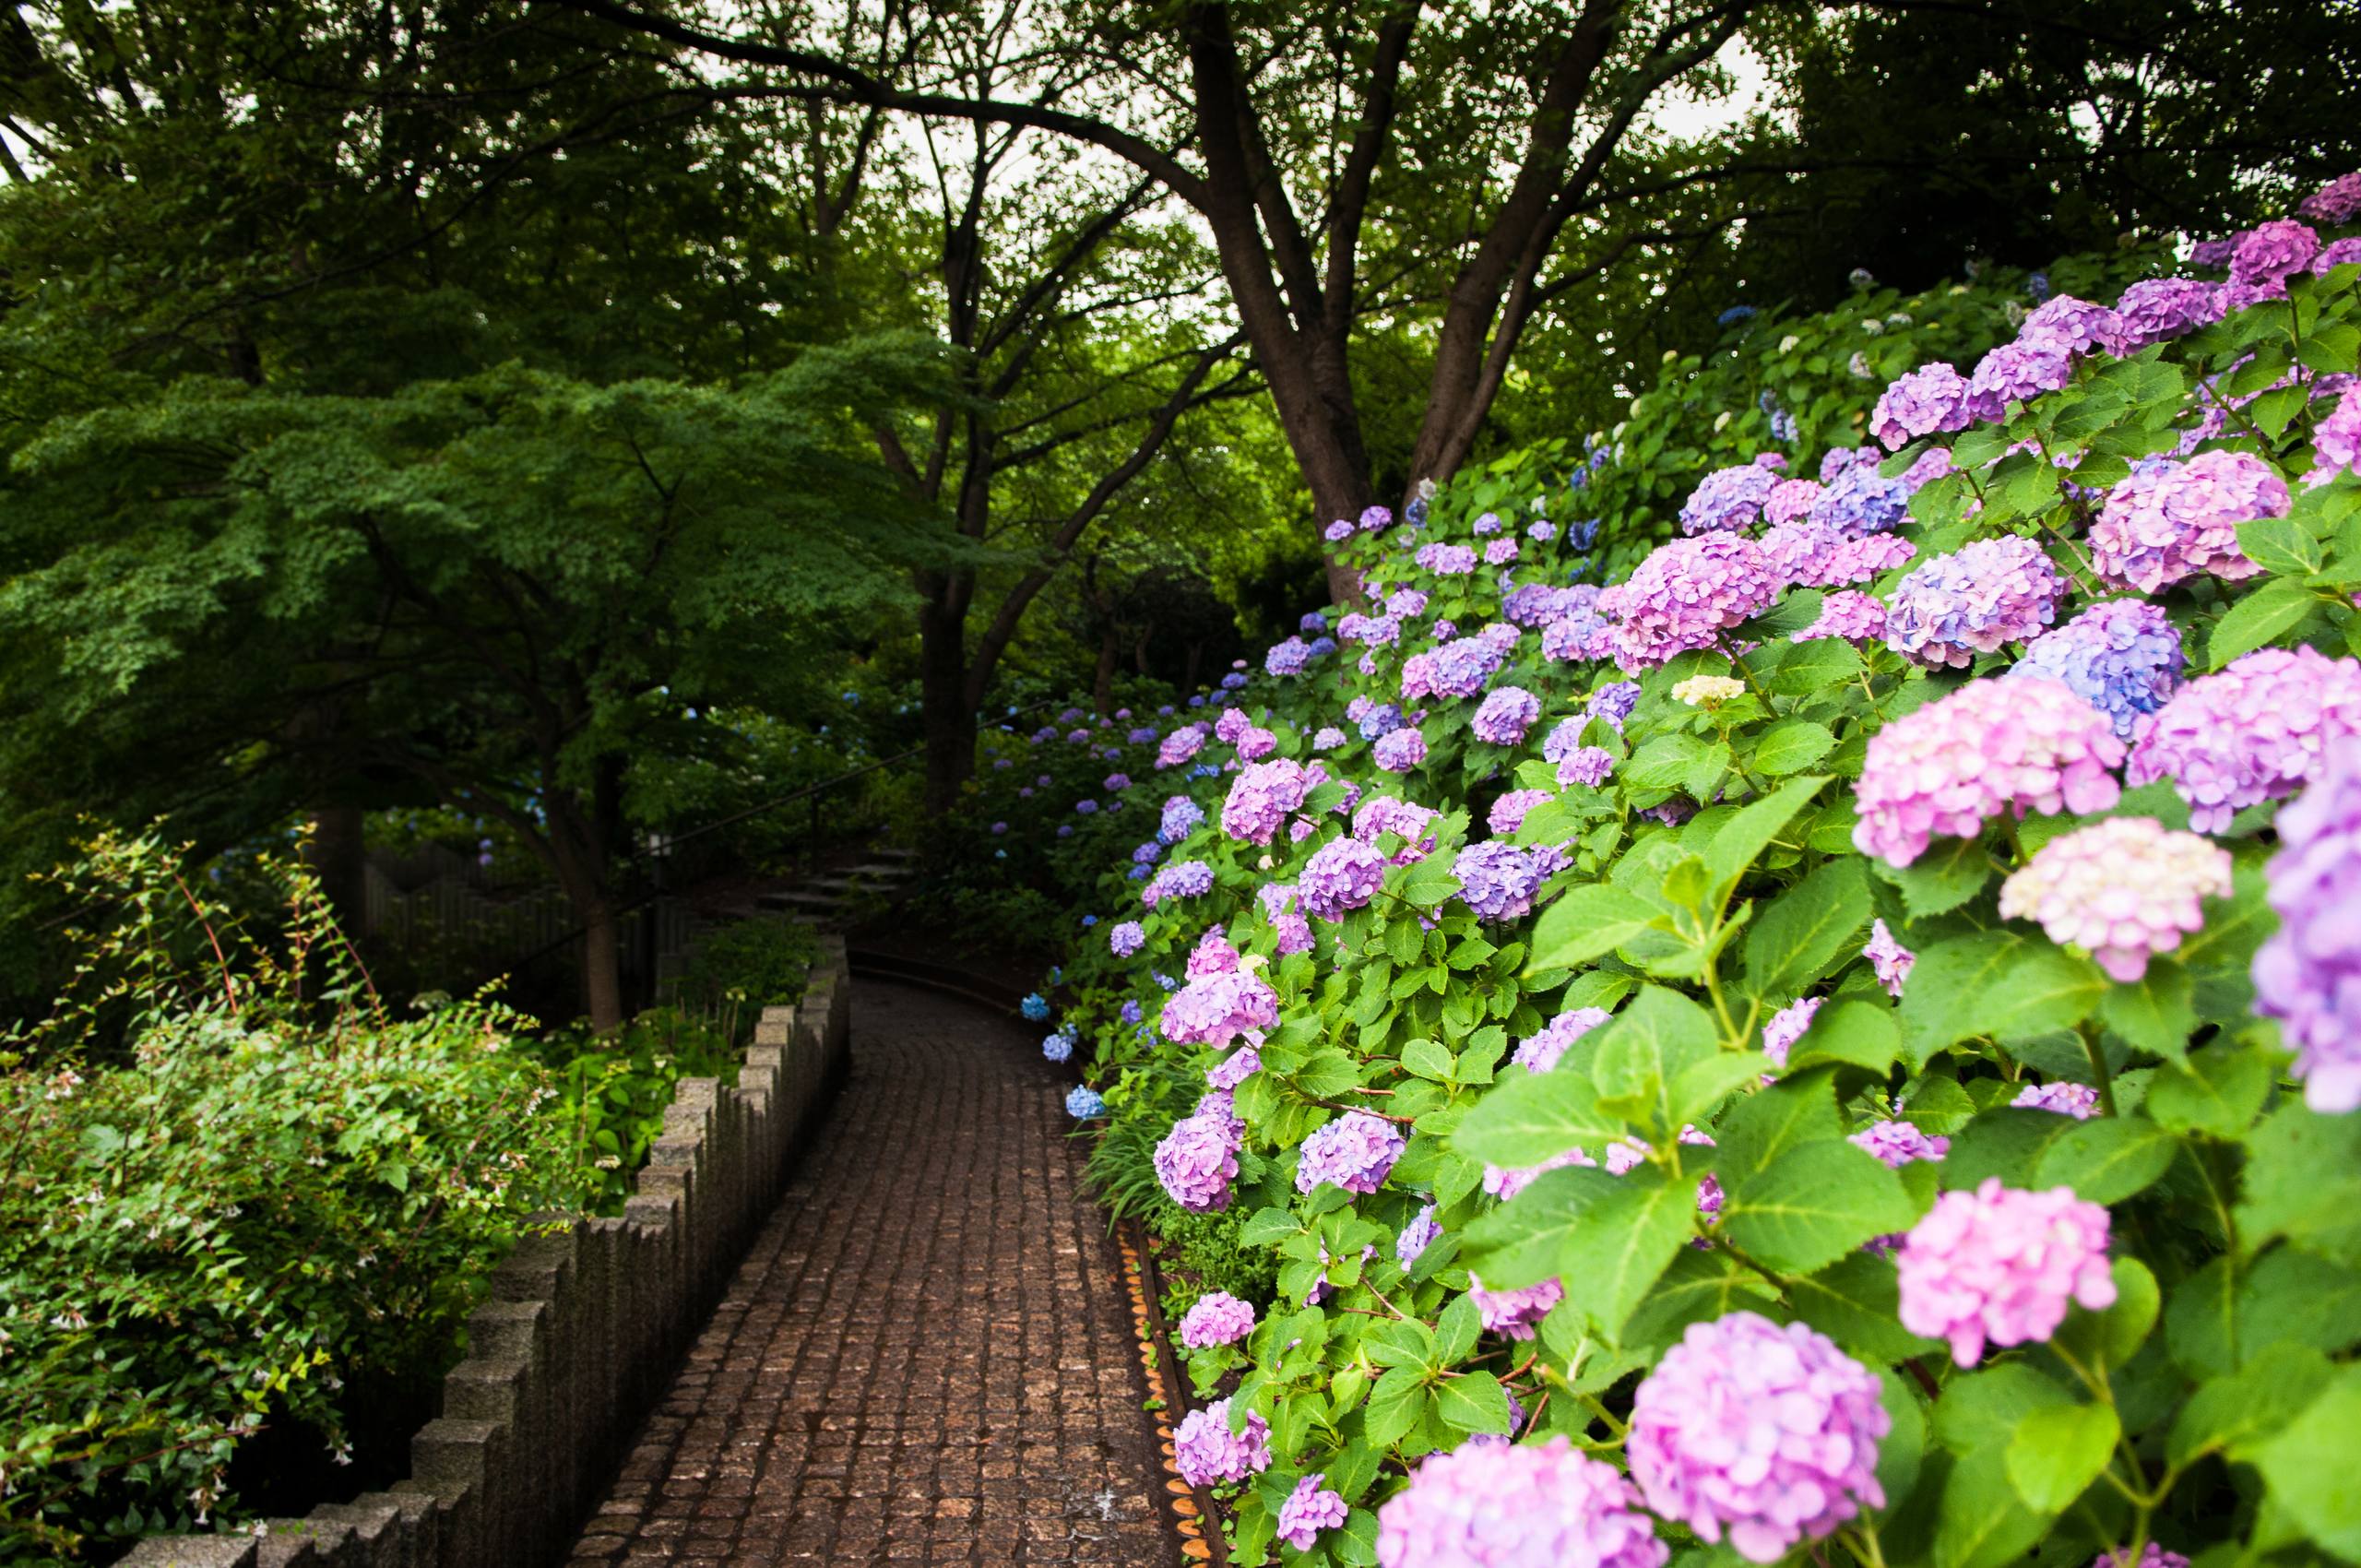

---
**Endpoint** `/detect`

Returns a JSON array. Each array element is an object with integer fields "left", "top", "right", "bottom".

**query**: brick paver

[{"left": 565, "top": 980, "right": 1176, "bottom": 1566}]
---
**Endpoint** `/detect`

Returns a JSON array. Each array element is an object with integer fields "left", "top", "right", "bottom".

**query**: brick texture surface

[{"left": 565, "top": 980, "right": 1175, "bottom": 1566}]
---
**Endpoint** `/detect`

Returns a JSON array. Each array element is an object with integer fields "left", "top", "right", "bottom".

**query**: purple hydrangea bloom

[
  {"left": 1154, "top": 1111, "right": 1240, "bottom": 1212},
  {"left": 1299, "top": 837, "right": 1388, "bottom": 921},
  {"left": 2127, "top": 646, "right": 2361, "bottom": 831},
  {"left": 1358, "top": 703, "right": 1406, "bottom": 741},
  {"left": 1416, "top": 541, "right": 1479, "bottom": 576},
  {"left": 2011, "top": 1080, "right": 2102, "bottom": 1119},
  {"left": 2301, "top": 172, "right": 2361, "bottom": 224},
  {"left": 2312, "top": 386, "right": 2361, "bottom": 487},
  {"left": 1396, "top": 1205, "right": 1443, "bottom": 1267},
  {"left": 2092, "top": 450, "right": 2285, "bottom": 593},
  {"left": 1109, "top": 921, "right": 1145, "bottom": 957},
  {"left": 1355, "top": 795, "right": 1439, "bottom": 855},
  {"left": 1680, "top": 461, "right": 1782, "bottom": 534},
  {"left": 2255, "top": 737, "right": 2361, "bottom": 1111},
  {"left": 1898, "top": 1179, "right": 2118, "bottom": 1365},
  {"left": 1360, "top": 505, "right": 1394, "bottom": 532},
  {"left": 1258, "top": 883, "right": 1313, "bottom": 956},
  {"left": 1809, "top": 463, "right": 1915, "bottom": 537},
  {"left": 1865, "top": 919, "right": 1916, "bottom": 996},
  {"left": 2021, "top": 294, "right": 2129, "bottom": 359},
  {"left": 1760, "top": 996, "right": 1821, "bottom": 1066},
  {"left": 2229, "top": 220, "right": 2321, "bottom": 286},
  {"left": 1312, "top": 725, "right": 1347, "bottom": 751},
  {"left": 1871, "top": 362, "right": 1974, "bottom": 450},
  {"left": 1488, "top": 789, "right": 1554, "bottom": 836},
  {"left": 1791, "top": 589, "right": 1889, "bottom": 645},
  {"left": 1541, "top": 607, "right": 1615, "bottom": 661},
  {"left": 1597, "top": 534, "right": 1779, "bottom": 671},
  {"left": 1173, "top": 1398, "right": 1270, "bottom": 1486},
  {"left": 1178, "top": 1291, "right": 1257, "bottom": 1348},
  {"left": 1206, "top": 1044, "right": 1261, "bottom": 1091},
  {"left": 1221, "top": 759, "right": 1312, "bottom": 846},
  {"left": 1161, "top": 965, "right": 1278, "bottom": 1050},
  {"left": 1467, "top": 1274, "right": 1563, "bottom": 1339},
  {"left": 1472, "top": 511, "right": 1502, "bottom": 536},
  {"left": 1377, "top": 1436, "right": 1666, "bottom": 1568},
  {"left": 1276, "top": 1474, "right": 1350, "bottom": 1551},
  {"left": 1157, "top": 728, "right": 1205, "bottom": 769},
  {"left": 1373, "top": 728, "right": 1428, "bottom": 773},
  {"left": 1484, "top": 538, "right": 1519, "bottom": 564},
  {"left": 1628, "top": 1312, "right": 1889, "bottom": 1562},
  {"left": 1964, "top": 339, "right": 2074, "bottom": 422},
  {"left": 1453, "top": 841, "right": 1565, "bottom": 921},
  {"left": 1470, "top": 685, "right": 1541, "bottom": 746},
  {"left": 2096, "top": 1547, "right": 2193, "bottom": 1568},
  {"left": 2315, "top": 238, "right": 2361, "bottom": 278},
  {"left": 1764, "top": 477, "right": 1822, "bottom": 525},
  {"left": 2115, "top": 278, "right": 2224, "bottom": 348},
  {"left": 2008, "top": 600, "right": 2184, "bottom": 740},
  {"left": 1885, "top": 535, "right": 2066, "bottom": 668},
  {"left": 1513, "top": 1006, "right": 1608, "bottom": 1072},
  {"left": 1143, "top": 860, "right": 1216, "bottom": 906},
  {"left": 1296, "top": 1111, "right": 1407, "bottom": 1195},
  {"left": 1264, "top": 637, "right": 1311, "bottom": 676},
  {"left": 1420, "top": 634, "right": 1510, "bottom": 700},
  {"left": 1559, "top": 744, "right": 1615, "bottom": 788},
  {"left": 1588, "top": 682, "right": 1643, "bottom": 728},
  {"left": 1041, "top": 1032, "right": 1074, "bottom": 1063},
  {"left": 1324, "top": 518, "right": 1356, "bottom": 542},
  {"left": 1158, "top": 794, "right": 1205, "bottom": 843},
  {"left": 1851, "top": 1119, "right": 1949, "bottom": 1166},
  {"left": 1856, "top": 676, "right": 2127, "bottom": 862},
  {"left": 1388, "top": 588, "right": 1430, "bottom": 617}
]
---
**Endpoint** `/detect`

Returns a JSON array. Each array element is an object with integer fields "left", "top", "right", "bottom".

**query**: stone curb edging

[
  {"left": 119, "top": 937, "right": 854, "bottom": 1568},
  {"left": 1118, "top": 1218, "right": 1230, "bottom": 1568}
]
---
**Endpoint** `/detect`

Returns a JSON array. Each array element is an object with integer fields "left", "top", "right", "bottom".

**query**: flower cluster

[
  {"left": 1793, "top": 589, "right": 1890, "bottom": 644},
  {"left": 1853, "top": 677, "right": 2125, "bottom": 865},
  {"left": 1221, "top": 759, "right": 1312, "bottom": 846},
  {"left": 1470, "top": 685, "right": 1541, "bottom": 746},
  {"left": 1513, "top": 1006, "right": 1608, "bottom": 1073},
  {"left": 2011, "top": 1081, "right": 2100, "bottom": 1119},
  {"left": 1296, "top": 1111, "right": 1406, "bottom": 1195},
  {"left": 1467, "top": 1273, "right": 1563, "bottom": 1339},
  {"left": 1597, "top": 534, "right": 1779, "bottom": 671},
  {"left": 1679, "top": 461, "right": 1781, "bottom": 534},
  {"left": 1897, "top": 1179, "right": 2117, "bottom": 1365},
  {"left": 2090, "top": 450, "right": 2286, "bottom": 593},
  {"left": 1376, "top": 1437, "right": 1667, "bottom": 1568},
  {"left": 1275, "top": 1473, "right": 1350, "bottom": 1550},
  {"left": 1884, "top": 535, "right": 2065, "bottom": 667},
  {"left": 2007, "top": 599, "right": 2184, "bottom": 740},
  {"left": 2255, "top": 737, "right": 2361, "bottom": 1112},
  {"left": 1453, "top": 841, "right": 1565, "bottom": 921},
  {"left": 1173, "top": 1398, "right": 1271, "bottom": 1487},
  {"left": 1153, "top": 1107, "right": 1240, "bottom": 1213},
  {"left": 1627, "top": 1312, "right": 1889, "bottom": 1562},
  {"left": 1178, "top": 1290, "right": 1257, "bottom": 1348},
  {"left": 1299, "top": 836, "right": 1389, "bottom": 921},
  {"left": 1143, "top": 860, "right": 1216, "bottom": 906},
  {"left": 1997, "top": 816, "right": 2232, "bottom": 980},
  {"left": 2126, "top": 646, "right": 2361, "bottom": 832},
  {"left": 1871, "top": 361, "right": 1972, "bottom": 448}
]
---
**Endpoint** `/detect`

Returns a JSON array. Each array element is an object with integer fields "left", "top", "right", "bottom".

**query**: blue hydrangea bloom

[
  {"left": 1021, "top": 992, "right": 1051, "bottom": 1022},
  {"left": 2007, "top": 599, "right": 2184, "bottom": 739},
  {"left": 1065, "top": 1085, "right": 1106, "bottom": 1119},
  {"left": 1043, "top": 1032, "right": 1074, "bottom": 1063},
  {"left": 1358, "top": 704, "right": 1406, "bottom": 741},
  {"left": 1121, "top": 1000, "right": 1143, "bottom": 1024}
]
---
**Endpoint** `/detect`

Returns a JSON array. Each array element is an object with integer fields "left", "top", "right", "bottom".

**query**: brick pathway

[{"left": 564, "top": 980, "right": 1175, "bottom": 1566}]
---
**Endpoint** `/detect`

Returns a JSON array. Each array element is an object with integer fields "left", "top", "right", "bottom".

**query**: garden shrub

[
  {"left": 528, "top": 1004, "right": 744, "bottom": 1215},
  {"left": 1010, "top": 181, "right": 2361, "bottom": 1567},
  {"left": 676, "top": 916, "right": 818, "bottom": 1039},
  {"left": 0, "top": 831, "right": 578, "bottom": 1559}
]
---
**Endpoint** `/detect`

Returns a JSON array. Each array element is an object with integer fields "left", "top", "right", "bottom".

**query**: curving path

[{"left": 564, "top": 980, "right": 1176, "bottom": 1566}]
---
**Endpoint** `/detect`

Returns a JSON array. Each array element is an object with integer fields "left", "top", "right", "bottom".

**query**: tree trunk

[
  {"left": 578, "top": 895, "right": 624, "bottom": 1037},
  {"left": 1093, "top": 624, "right": 1120, "bottom": 716},
  {"left": 918, "top": 585, "right": 976, "bottom": 815},
  {"left": 303, "top": 804, "right": 371, "bottom": 941}
]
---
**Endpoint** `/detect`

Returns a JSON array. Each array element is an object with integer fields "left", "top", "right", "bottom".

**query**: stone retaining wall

[{"left": 120, "top": 937, "right": 853, "bottom": 1568}]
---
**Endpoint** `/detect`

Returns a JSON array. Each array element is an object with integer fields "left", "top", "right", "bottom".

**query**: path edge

[{"left": 119, "top": 938, "right": 855, "bottom": 1568}]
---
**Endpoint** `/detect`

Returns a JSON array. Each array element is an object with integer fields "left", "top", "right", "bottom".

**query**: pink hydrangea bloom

[
  {"left": 1851, "top": 1120, "right": 1949, "bottom": 1166},
  {"left": 1354, "top": 795, "right": 1438, "bottom": 856},
  {"left": 1173, "top": 1398, "right": 1270, "bottom": 1486},
  {"left": 2300, "top": 172, "right": 2361, "bottom": 225},
  {"left": 1681, "top": 462, "right": 1783, "bottom": 534},
  {"left": 2309, "top": 386, "right": 2361, "bottom": 486},
  {"left": 2126, "top": 646, "right": 2361, "bottom": 832},
  {"left": 1761, "top": 996, "right": 1821, "bottom": 1066},
  {"left": 2095, "top": 1546, "right": 2191, "bottom": 1568},
  {"left": 2011, "top": 1081, "right": 2101, "bottom": 1119},
  {"left": 1628, "top": 1312, "right": 1889, "bottom": 1562},
  {"left": 1467, "top": 1274, "right": 1563, "bottom": 1339},
  {"left": 1767, "top": 521, "right": 1916, "bottom": 590},
  {"left": 1276, "top": 1474, "right": 1350, "bottom": 1551},
  {"left": 1897, "top": 1179, "right": 2118, "bottom": 1365},
  {"left": 1373, "top": 728, "right": 1428, "bottom": 773},
  {"left": 2091, "top": 451, "right": 2286, "bottom": 593},
  {"left": 1997, "top": 816, "right": 2233, "bottom": 980},
  {"left": 2255, "top": 736, "right": 2361, "bottom": 1111},
  {"left": 1854, "top": 678, "right": 2124, "bottom": 865},
  {"left": 1178, "top": 1291, "right": 1257, "bottom": 1348},
  {"left": 1865, "top": 920, "right": 1915, "bottom": 996},
  {"left": 1513, "top": 1006, "right": 1609, "bottom": 1073},
  {"left": 1791, "top": 589, "right": 1889, "bottom": 644},
  {"left": 2229, "top": 220, "right": 2321, "bottom": 286},
  {"left": 1299, "top": 836, "right": 1388, "bottom": 920},
  {"left": 2114, "top": 278, "right": 2224, "bottom": 348},
  {"left": 1161, "top": 966, "right": 1279, "bottom": 1050},
  {"left": 1886, "top": 535, "right": 2066, "bottom": 668},
  {"left": 1377, "top": 1436, "right": 1666, "bottom": 1568},
  {"left": 1157, "top": 728, "right": 1205, "bottom": 768},
  {"left": 1206, "top": 1044, "right": 1261, "bottom": 1091},
  {"left": 1558, "top": 744, "right": 1616, "bottom": 788},
  {"left": 1453, "top": 841, "right": 1566, "bottom": 921},
  {"left": 1488, "top": 789, "right": 1554, "bottom": 835},
  {"left": 1597, "top": 534, "right": 1780, "bottom": 671},
  {"left": 1765, "top": 478, "right": 1824, "bottom": 525},
  {"left": 1221, "top": 759, "right": 1311, "bottom": 845}
]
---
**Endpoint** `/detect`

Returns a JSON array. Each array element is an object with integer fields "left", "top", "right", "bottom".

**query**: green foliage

[
  {"left": 676, "top": 919, "right": 818, "bottom": 1040},
  {"left": 0, "top": 831, "right": 577, "bottom": 1558},
  {"left": 526, "top": 1006, "right": 743, "bottom": 1217}
]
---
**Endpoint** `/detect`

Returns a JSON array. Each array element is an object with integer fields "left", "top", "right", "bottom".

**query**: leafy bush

[
  {"left": 0, "top": 831, "right": 576, "bottom": 1559},
  {"left": 1026, "top": 186, "right": 2361, "bottom": 1568},
  {"left": 527, "top": 1006, "right": 744, "bottom": 1216},
  {"left": 676, "top": 917, "right": 818, "bottom": 1040}
]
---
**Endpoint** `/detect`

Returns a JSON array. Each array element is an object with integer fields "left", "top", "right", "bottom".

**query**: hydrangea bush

[{"left": 993, "top": 184, "right": 2361, "bottom": 1568}]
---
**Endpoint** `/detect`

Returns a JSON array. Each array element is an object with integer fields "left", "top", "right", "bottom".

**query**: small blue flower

[
  {"left": 1065, "top": 1085, "right": 1106, "bottom": 1119},
  {"left": 1021, "top": 992, "right": 1051, "bottom": 1022},
  {"left": 1718, "top": 303, "right": 1757, "bottom": 326},
  {"left": 1121, "top": 1000, "right": 1143, "bottom": 1025},
  {"left": 1081, "top": 915, "right": 1099, "bottom": 928},
  {"left": 1042, "top": 1032, "right": 1074, "bottom": 1063}
]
